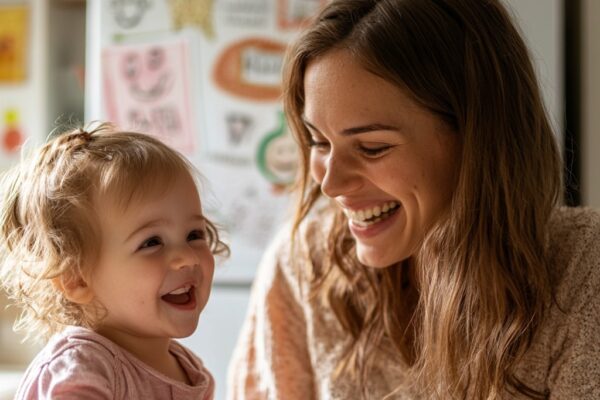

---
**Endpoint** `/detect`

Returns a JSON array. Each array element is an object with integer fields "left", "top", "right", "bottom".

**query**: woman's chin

[{"left": 356, "top": 247, "right": 405, "bottom": 269}]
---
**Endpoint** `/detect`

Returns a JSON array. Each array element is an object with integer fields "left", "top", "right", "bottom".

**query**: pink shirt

[{"left": 15, "top": 326, "right": 214, "bottom": 400}]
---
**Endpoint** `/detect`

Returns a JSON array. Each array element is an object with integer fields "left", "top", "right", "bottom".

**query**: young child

[{"left": 0, "top": 123, "right": 229, "bottom": 399}]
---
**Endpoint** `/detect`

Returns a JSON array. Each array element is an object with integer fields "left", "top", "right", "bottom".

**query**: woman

[{"left": 229, "top": 0, "right": 600, "bottom": 399}]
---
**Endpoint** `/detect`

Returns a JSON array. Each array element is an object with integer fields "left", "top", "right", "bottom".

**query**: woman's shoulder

[
  {"left": 549, "top": 206, "right": 600, "bottom": 241},
  {"left": 547, "top": 206, "right": 600, "bottom": 311},
  {"left": 516, "top": 207, "right": 600, "bottom": 397}
]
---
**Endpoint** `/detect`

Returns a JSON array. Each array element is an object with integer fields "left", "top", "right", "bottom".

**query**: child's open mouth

[{"left": 161, "top": 285, "right": 196, "bottom": 308}]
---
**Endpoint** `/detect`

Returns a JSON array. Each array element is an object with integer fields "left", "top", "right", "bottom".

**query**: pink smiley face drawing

[{"left": 121, "top": 47, "right": 174, "bottom": 102}]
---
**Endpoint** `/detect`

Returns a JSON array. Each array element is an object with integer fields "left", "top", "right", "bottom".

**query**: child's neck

[{"left": 96, "top": 328, "right": 191, "bottom": 385}]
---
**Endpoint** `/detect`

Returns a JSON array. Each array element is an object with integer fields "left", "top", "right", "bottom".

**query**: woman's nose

[{"left": 319, "top": 151, "right": 362, "bottom": 198}]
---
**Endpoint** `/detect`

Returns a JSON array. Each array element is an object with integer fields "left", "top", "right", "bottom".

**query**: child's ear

[{"left": 53, "top": 272, "right": 94, "bottom": 305}]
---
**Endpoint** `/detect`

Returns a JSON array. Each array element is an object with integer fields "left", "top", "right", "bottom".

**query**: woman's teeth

[{"left": 346, "top": 201, "right": 399, "bottom": 227}]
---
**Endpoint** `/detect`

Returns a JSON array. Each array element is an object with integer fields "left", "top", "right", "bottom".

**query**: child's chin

[{"left": 179, "top": 315, "right": 203, "bottom": 336}]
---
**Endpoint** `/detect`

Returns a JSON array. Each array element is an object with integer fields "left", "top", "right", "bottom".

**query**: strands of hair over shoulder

[
  {"left": 0, "top": 122, "right": 229, "bottom": 343},
  {"left": 285, "top": 1, "right": 561, "bottom": 399}
]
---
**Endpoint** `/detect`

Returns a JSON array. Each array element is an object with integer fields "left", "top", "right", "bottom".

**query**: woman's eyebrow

[{"left": 302, "top": 117, "right": 401, "bottom": 136}]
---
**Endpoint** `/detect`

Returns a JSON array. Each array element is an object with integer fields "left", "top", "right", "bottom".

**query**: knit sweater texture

[{"left": 228, "top": 207, "right": 600, "bottom": 399}]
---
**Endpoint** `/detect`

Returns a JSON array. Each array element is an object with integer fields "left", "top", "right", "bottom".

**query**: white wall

[
  {"left": 582, "top": 0, "right": 600, "bottom": 207},
  {"left": 505, "top": 0, "right": 564, "bottom": 140}
]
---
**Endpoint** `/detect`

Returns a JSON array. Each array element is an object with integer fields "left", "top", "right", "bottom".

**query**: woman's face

[{"left": 303, "top": 49, "right": 461, "bottom": 268}]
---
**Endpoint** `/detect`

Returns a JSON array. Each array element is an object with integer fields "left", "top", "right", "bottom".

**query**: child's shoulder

[
  {"left": 39, "top": 326, "right": 123, "bottom": 363},
  {"left": 15, "top": 327, "right": 121, "bottom": 399},
  {"left": 27, "top": 326, "right": 121, "bottom": 376}
]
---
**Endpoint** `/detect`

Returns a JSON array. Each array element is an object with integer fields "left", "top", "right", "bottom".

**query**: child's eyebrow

[
  {"left": 125, "top": 214, "right": 206, "bottom": 241},
  {"left": 126, "top": 219, "right": 165, "bottom": 242}
]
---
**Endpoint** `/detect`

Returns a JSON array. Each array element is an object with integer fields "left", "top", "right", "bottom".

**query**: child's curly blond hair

[{"left": 0, "top": 122, "right": 229, "bottom": 343}]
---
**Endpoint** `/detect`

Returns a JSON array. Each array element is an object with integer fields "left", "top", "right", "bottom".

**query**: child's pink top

[{"left": 15, "top": 326, "right": 214, "bottom": 399}]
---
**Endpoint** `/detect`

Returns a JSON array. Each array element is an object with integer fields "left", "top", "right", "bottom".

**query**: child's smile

[{"left": 161, "top": 283, "right": 196, "bottom": 308}]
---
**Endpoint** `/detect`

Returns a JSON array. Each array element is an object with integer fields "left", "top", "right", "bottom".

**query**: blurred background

[{"left": 0, "top": 0, "right": 598, "bottom": 399}]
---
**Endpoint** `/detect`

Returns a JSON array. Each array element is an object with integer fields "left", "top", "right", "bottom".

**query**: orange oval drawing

[{"left": 213, "top": 37, "right": 287, "bottom": 102}]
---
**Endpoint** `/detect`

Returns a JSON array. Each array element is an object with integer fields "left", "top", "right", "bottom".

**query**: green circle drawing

[{"left": 256, "top": 111, "right": 298, "bottom": 185}]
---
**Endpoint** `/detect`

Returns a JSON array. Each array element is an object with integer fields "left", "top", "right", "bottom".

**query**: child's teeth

[{"left": 169, "top": 286, "right": 190, "bottom": 295}]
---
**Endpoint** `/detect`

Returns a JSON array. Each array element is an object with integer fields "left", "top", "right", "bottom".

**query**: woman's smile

[{"left": 348, "top": 203, "right": 402, "bottom": 239}]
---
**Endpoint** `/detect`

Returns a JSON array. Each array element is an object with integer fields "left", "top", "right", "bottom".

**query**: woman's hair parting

[
  {"left": 0, "top": 122, "right": 229, "bottom": 342},
  {"left": 284, "top": 0, "right": 561, "bottom": 399}
]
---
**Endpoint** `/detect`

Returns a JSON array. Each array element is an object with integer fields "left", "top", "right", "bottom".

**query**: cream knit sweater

[{"left": 228, "top": 207, "right": 600, "bottom": 399}]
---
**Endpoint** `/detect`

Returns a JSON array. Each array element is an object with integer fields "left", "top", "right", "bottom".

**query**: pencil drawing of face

[
  {"left": 226, "top": 113, "right": 253, "bottom": 145},
  {"left": 121, "top": 47, "right": 174, "bottom": 102}
]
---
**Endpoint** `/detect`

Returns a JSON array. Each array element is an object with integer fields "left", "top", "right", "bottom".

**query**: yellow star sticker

[{"left": 168, "top": 0, "right": 215, "bottom": 38}]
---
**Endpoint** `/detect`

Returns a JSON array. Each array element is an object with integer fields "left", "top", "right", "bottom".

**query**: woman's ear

[{"left": 52, "top": 272, "right": 94, "bottom": 305}]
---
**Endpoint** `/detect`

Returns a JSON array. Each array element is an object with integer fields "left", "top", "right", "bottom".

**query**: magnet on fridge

[{"left": 2, "top": 108, "right": 24, "bottom": 153}]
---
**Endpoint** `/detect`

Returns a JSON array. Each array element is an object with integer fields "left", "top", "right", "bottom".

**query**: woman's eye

[
  {"left": 308, "top": 137, "right": 329, "bottom": 149},
  {"left": 187, "top": 229, "right": 206, "bottom": 242},
  {"left": 359, "top": 144, "right": 392, "bottom": 157},
  {"left": 139, "top": 236, "right": 162, "bottom": 249}
]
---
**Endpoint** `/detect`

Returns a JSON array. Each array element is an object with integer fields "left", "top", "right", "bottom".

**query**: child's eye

[
  {"left": 187, "top": 229, "right": 206, "bottom": 242},
  {"left": 139, "top": 236, "right": 163, "bottom": 249}
]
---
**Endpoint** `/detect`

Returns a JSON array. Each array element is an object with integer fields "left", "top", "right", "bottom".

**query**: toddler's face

[{"left": 89, "top": 172, "right": 214, "bottom": 348}]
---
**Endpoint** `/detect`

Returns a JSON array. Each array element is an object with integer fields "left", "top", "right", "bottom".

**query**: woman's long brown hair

[{"left": 284, "top": 0, "right": 562, "bottom": 398}]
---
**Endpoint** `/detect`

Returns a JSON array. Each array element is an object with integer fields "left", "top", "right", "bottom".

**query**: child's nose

[{"left": 168, "top": 243, "right": 199, "bottom": 270}]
